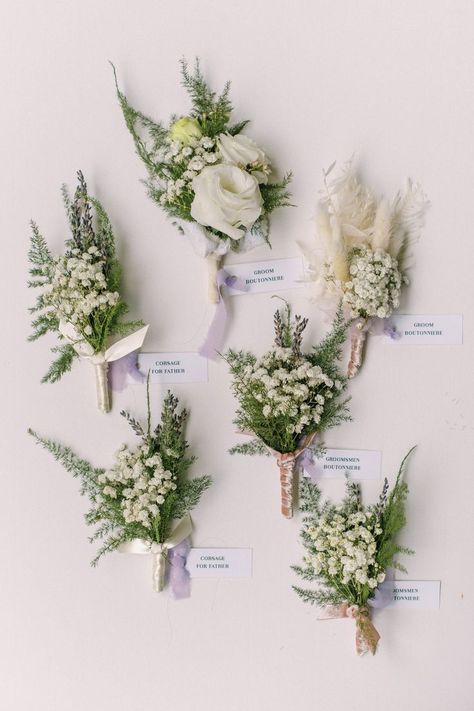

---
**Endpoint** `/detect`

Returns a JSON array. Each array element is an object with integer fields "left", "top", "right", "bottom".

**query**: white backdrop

[{"left": 1, "top": 1, "right": 473, "bottom": 709}]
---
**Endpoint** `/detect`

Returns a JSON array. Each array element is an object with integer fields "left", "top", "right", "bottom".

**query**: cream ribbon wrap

[
  {"left": 58, "top": 322, "right": 149, "bottom": 413},
  {"left": 173, "top": 218, "right": 267, "bottom": 304},
  {"left": 118, "top": 514, "right": 193, "bottom": 593}
]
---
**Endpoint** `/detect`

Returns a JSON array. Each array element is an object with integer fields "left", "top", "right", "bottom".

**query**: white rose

[
  {"left": 218, "top": 133, "right": 271, "bottom": 184},
  {"left": 191, "top": 164, "right": 263, "bottom": 240}
]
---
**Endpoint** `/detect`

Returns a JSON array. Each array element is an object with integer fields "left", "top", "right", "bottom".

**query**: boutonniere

[
  {"left": 28, "top": 171, "right": 148, "bottom": 412},
  {"left": 113, "top": 59, "right": 291, "bottom": 304},
  {"left": 305, "top": 160, "right": 429, "bottom": 377},
  {"left": 29, "top": 387, "right": 211, "bottom": 595},
  {"left": 293, "top": 449, "right": 415, "bottom": 655},
  {"left": 226, "top": 301, "right": 350, "bottom": 518}
]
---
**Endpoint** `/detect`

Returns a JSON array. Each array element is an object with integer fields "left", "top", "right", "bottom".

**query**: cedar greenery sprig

[
  {"left": 28, "top": 171, "right": 143, "bottom": 383},
  {"left": 28, "top": 387, "right": 211, "bottom": 566},
  {"left": 292, "top": 448, "right": 415, "bottom": 608},
  {"left": 227, "top": 302, "right": 350, "bottom": 455}
]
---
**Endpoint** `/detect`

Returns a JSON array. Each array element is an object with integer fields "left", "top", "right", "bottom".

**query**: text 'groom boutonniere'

[
  {"left": 293, "top": 449, "right": 415, "bottom": 655},
  {"left": 28, "top": 172, "right": 148, "bottom": 412},
  {"left": 226, "top": 301, "right": 350, "bottom": 518},
  {"left": 305, "top": 160, "right": 429, "bottom": 377},
  {"left": 29, "top": 387, "right": 212, "bottom": 595},
  {"left": 113, "top": 59, "right": 292, "bottom": 304}
]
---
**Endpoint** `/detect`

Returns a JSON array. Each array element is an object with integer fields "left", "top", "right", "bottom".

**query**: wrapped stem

[
  {"left": 207, "top": 254, "right": 222, "bottom": 304},
  {"left": 347, "top": 320, "right": 368, "bottom": 379},
  {"left": 277, "top": 454, "right": 296, "bottom": 519},
  {"left": 354, "top": 606, "right": 380, "bottom": 656},
  {"left": 152, "top": 551, "right": 166, "bottom": 593},
  {"left": 94, "top": 362, "right": 111, "bottom": 413}
]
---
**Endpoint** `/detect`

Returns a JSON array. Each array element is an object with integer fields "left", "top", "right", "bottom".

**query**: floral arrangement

[
  {"left": 113, "top": 59, "right": 291, "bottom": 302},
  {"left": 28, "top": 388, "right": 211, "bottom": 595},
  {"left": 28, "top": 171, "right": 148, "bottom": 412},
  {"left": 226, "top": 302, "right": 350, "bottom": 518},
  {"left": 305, "top": 159, "right": 429, "bottom": 377},
  {"left": 293, "top": 449, "right": 415, "bottom": 655}
]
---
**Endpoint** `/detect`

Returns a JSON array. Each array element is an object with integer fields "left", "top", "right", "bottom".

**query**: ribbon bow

[
  {"left": 118, "top": 514, "right": 193, "bottom": 596},
  {"left": 58, "top": 322, "right": 149, "bottom": 412},
  {"left": 318, "top": 602, "right": 380, "bottom": 655}
]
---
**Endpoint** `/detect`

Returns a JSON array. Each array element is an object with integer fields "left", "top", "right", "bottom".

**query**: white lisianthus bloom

[
  {"left": 191, "top": 164, "right": 263, "bottom": 240},
  {"left": 218, "top": 133, "right": 271, "bottom": 184}
]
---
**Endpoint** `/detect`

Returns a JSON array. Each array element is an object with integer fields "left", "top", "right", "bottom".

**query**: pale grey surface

[{"left": 1, "top": 1, "right": 473, "bottom": 709}]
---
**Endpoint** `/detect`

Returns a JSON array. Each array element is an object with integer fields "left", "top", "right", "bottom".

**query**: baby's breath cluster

[
  {"left": 227, "top": 303, "right": 350, "bottom": 455},
  {"left": 238, "top": 347, "right": 343, "bottom": 438},
  {"left": 306, "top": 507, "right": 385, "bottom": 589},
  {"left": 97, "top": 444, "right": 177, "bottom": 528},
  {"left": 338, "top": 245, "right": 406, "bottom": 319},
  {"left": 159, "top": 135, "right": 219, "bottom": 207},
  {"left": 43, "top": 248, "right": 119, "bottom": 338}
]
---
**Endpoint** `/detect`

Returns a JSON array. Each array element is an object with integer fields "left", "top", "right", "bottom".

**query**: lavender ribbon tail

[
  {"left": 296, "top": 448, "right": 321, "bottom": 480},
  {"left": 167, "top": 539, "right": 191, "bottom": 599},
  {"left": 368, "top": 568, "right": 395, "bottom": 609},
  {"left": 109, "top": 351, "right": 146, "bottom": 392},
  {"left": 198, "top": 269, "right": 248, "bottom": 360}
]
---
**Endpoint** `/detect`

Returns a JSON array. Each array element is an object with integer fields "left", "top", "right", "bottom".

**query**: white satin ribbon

[
  {"left": 117, "top": 514, "right": 193, "bottom": 593},
  {"left": 58, "top": 322, "right": 149, "bottom": 412}
]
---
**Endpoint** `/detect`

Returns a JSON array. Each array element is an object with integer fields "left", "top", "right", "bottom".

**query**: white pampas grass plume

[
  {"left": 371, "top": 198, "right": 392, "bottom": 251},
  {"left": 389, "top": 179, "right": 430, "bottom": 259}
]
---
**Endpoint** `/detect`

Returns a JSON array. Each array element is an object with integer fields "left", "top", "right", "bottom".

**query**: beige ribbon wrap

[
  {"left": 58, "top": 322, "right": 149, "bottom": 413},
  {"left": 271, "top": 432, "right": 317, "bottom": 519},
  {"left": 117, "top": 514, "right": 193, "bottom": 593},
  {"left": 347, "top": 318, "right": 370, "bottom": 379},
  {"left": 318, "top": 602, "right": 380, "bottom": 655}
]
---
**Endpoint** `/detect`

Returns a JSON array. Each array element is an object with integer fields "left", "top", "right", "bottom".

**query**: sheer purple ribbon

[
  {"left": 109, "top": 350, "right": 147, "bottom": 392},
  {"left": 167, "top": 539, "right": 191, "bottom": 599},
  {"left": 368, "top": 568, "right": 395, "bottom": 609},
  {"left": 370, "top": 318, "right": 401, "bottom": 340},
  {"left": 199, "top": 268, "right": 248, "bottom": 360},
  {"left": 297, "top": 447, "right": 322, "bottom": 479}
]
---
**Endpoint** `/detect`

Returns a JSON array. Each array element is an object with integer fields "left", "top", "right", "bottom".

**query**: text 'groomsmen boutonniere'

[
  {"left": 293, "top": 449, "right": 415, "bottom": 655},
  {"left": 29, "top": 386, "right": 211, "bottom": 595},
  {"left": 226, "top": 301, "right": 350, "bottom": 518},
  {"left": 113, "top": 59, "right": 292, "bottom": 304},
  {"left": 304, "top": 160, "right": 429, "bottom": 377},
  {"left": 27, "top": 171, "right": 148, "bottom": 412}
]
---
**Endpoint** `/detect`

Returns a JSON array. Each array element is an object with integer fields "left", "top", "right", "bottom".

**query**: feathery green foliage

[{"left": 28, "top": 388, "right": 211, "bottom": 565}]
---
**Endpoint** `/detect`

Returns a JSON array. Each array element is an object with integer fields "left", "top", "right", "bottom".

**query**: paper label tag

[
  {"left": 386, "top": 314, "right": 463, "bottom": 345},
  {"left": 225, "top": 257, "right": 304, "bottom": 295},
  {"left": 137, "top": 353, "right": 207, "bottom": 383},
  {"left": 303, "top": 449, "right": 382, "bottom": 480},
  {"left": 378, "top": 580, "right": 441, "bottom": 609},
  {"left": 186, "top": 548, "right": 252, "bottom": 578}
]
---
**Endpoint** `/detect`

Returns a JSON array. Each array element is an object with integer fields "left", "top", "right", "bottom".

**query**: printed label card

[
  {"left": 186, "top": 548, "right": 252, "bottom": 578},
  {"left": 225, "top": 257, "right": 304, "bottom": 295},
  {"left": 376, "top": 580, "right": 441, "bottom": 609},
  {"left": 136, "top": 353, "right": 208, "bottom": 384},
  {"left": 303, "top": 449, "right": 382, "bottom": 480},
  {"left": 385, "top": 314, "right": 463, "bottom": 345}
]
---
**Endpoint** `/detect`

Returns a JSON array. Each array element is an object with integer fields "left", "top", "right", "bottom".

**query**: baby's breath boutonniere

[
  {"left": 28, "top": 386, "right": 212, "bottom": 595},
  {"left": 226, "top": 301, "right": 350, "bottom": 518},
  {"left": 28, "top": 171, "right": 148, "bottom": 412}
]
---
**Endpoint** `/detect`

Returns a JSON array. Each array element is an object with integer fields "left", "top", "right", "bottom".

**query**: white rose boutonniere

[
  {"left": 191, "top": 164, "right": 263, "bottom": 241},
  {"left": 218, "top": 133, "right": 271, "bottom": 184}
]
